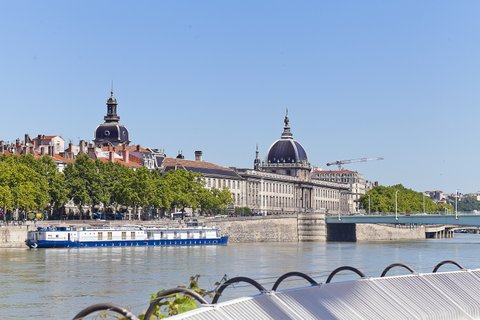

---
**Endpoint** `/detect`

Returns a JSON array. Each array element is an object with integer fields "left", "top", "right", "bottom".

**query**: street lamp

[
  {"left": 395, "top": 190, "right": 399, "bottom": 220},
  {"left": 455, "top": 189, "right": 459, "bottom": 220}
]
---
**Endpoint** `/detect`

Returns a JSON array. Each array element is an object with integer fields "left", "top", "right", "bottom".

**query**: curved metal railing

[
  {"left": 432, "top": 260, "right": 465, "bottom": 273},
  {"left": 380, "top": 263, "right": 416, "bottom": 277},
  {"left": 325, "top": 266, "right": 366, "bottom": 283},
  {"left": 73, "top": 303, "right": 139, "bottom": 320},
  {"left": 271, "top": 271, "right": 318, "bottom": 291},
  {"left": 212, "top": 276, "right": 268, "bottom": 304}
]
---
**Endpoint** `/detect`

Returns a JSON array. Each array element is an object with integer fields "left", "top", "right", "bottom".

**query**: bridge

[{"left": 326, "top": 213, "right": 480, "bottom": 226}]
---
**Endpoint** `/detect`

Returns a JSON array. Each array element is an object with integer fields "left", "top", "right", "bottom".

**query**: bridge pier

[{"left": 425, "top": 226, "right": 455, "bottom": 239}]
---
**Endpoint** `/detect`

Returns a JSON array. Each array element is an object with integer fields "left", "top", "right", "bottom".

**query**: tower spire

[
  {"left": 281, "top": 108, "right": 293, "bottom": 139},
  {"left": 104, "top": 89, "right": 120, "bottom": 123},
  {"left": 254, "top": 144, "right": 261, "bottom": 170}
]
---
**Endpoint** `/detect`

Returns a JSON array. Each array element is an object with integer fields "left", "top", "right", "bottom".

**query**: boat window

[
  {"left": 122, "top": 232, "right": 126, "bottom": 240},
  {"left": 98, "top": 233, "right": 103, "bottom": 241},
  {"left": 160, "top": 232, "right": 164, "bottom": 238},
  {"left": 131, "top": 232, "right": 135, "bottom": 240},
  {"left": 107, "top": 232, "right": 112, "bottom": 240}
]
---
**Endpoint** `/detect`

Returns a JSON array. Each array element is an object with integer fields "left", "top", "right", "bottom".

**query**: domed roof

[
  {"left": 265, "top": 111, "right": 308, "bottom": 164},
  {"left": 107, "top": 94, "right": 117, "bottom": 104},
  {"left": 93, "top": 91, "right": 130, "bottom": 147},
  {"left": 267, "top": 139, "right": 308, "bottom": 163},
  {"left": 94, "top": 123, "right": 130, "bottom": 146}
]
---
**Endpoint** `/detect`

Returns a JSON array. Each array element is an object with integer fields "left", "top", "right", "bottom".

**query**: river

[{"left": 1, "top": 234, "right": 479, "bottom": 319}]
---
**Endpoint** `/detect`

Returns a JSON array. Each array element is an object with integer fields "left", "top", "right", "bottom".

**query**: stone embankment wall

[
  {"left": 0, "top": 225, "right": 30, "bottom": 248},
  {"left": 204, "top": 216, "right": 299, "bottom": 242},
  {"left": 0, "top": 217, "right": 427, "bottom": 248},
  {"left": 356, "top": 224, "right": 425, "bottom": 241}
]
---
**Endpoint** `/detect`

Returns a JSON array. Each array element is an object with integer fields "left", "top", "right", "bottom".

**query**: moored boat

[{"left": 25, "top": 223, "right": 228, "bottom": 248}]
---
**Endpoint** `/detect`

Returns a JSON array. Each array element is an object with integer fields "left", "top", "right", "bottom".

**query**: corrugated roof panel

[
  {"left": 217, "top": 295, "right": 294, "bottom": 320},
  {"left": 371, "top": 274, "right": 472, "bottom": 320},
  {"left": 421, "top": 271, "right": 480, "bottom": 318},
  {"left": 277, "top": 287, "right": 360, "bottom": 320},
  {"left": 166, "top": 270, "right": 480, "bottom": 320},
  {"left": 318, "top": 280, "right": 418, "bottom": 320}
]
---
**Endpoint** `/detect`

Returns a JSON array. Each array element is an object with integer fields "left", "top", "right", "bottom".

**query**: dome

[
  {"left": 265, "top": 110, "right": 308, "bottom": 164},
  {"left": 107, "top": 95, "right": 117, "bottom": 104},
  {"left": 93, "top": 92, "right": 130, "bottom": 147},
  {"left": 94, "top": 123, "right": 130, "bottom": 146},
  {"left": 266, "top": 139, "right": 308, "bottom": 163}
]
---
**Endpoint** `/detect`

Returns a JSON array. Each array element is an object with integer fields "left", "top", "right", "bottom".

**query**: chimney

[
  {"left": 79, "top": 140, "right": 85, "bottom": 154},
  {"left": 15, "top": 138, "right": 21, "bottom": 148},
  {"left": 24, "top": 134, "right": 30, "bottom": 145},
  {"left": 123, "top": 150, "right": 130, "bottom": 163},
  {"left": 136, "top": 145, "right": 140, "bottom": 152},
  {"left": 109, "top": 151, "right": 115, "bottom": 162},
  {"left": 195, "top": 151, "right": 203, "bottom": 161},
  {"left": 68, "top": 142, "right": 73, "bottom": 153}
]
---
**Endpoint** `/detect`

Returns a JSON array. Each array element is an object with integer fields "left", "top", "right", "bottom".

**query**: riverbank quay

[{"left": 0, "top": 214, "right": 435, "bottom": 248}]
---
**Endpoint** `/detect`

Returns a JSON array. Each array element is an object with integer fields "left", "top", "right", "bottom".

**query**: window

[
  {"left": 98, "top": 233, "right": 103, "bottom": 240},
  {"left": 122, "top": 232, "right": 126, "bottom": 240},
  {"left": 131, "top": 232, "right": 136, "bottom": 240},
  {"left": 107, "top": 232, "right": 112, "bottom": 240}
]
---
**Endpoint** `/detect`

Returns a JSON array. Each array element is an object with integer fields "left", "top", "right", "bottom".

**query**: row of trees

[
  {"left": 0, "top": 154, "right": 233, "bottom": 220},
  {"left": 359, "top": 184, "right": 453, "bottom": 213}
]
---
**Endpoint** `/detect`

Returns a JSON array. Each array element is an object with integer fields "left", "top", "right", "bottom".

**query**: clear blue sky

[{"left": 1, "top": 1, "right": 479, "bottom": 194}]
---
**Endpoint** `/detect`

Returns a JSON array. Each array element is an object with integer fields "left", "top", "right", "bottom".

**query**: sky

[{"left": 0, "top": 1, "right": 479, "bottom": 194}]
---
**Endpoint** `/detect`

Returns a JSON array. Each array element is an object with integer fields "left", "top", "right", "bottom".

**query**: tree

[
  {"left": 162, "top": 170, "right": 204, "bottom": 212},
  {"left": 359, "top": 184, "right": 453, "bottom": 213},
  {"left": 64, "top": 154, "right": 103, "bottom": 218}
]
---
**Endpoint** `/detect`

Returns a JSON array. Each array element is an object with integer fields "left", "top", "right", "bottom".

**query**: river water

[{"left": 1, "top": 234, "right": 480, "bottom": 319}]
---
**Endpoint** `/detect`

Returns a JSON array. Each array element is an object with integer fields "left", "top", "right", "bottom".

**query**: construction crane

[{"left": 326, "top": 157, "right": 384, "bottom": 170}]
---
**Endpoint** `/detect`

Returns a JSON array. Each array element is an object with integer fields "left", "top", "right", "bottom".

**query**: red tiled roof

[
  {"left": 52, "top": 154, "right": 75, "bottom": 163},
  {"left": 97, "top": 157, "right": 142, "bottom": 168}
]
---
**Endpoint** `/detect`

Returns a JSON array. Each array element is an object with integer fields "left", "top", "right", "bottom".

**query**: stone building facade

[
  {"left": 311, "top": 169, "right": 366, "bottom": 213},
  {"left": 161, "top": 112, "right": 350, "bottom": 215}
]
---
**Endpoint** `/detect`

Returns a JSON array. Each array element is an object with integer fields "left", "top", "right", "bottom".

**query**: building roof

[
  {"left": 32, "top": 135, "right": 59, "bottom": 140},
  {"left": 162, "top": 158, "right": 241, "bottom": 178},
  {"left": 312, "top": 169, "right": 356, "bottom": 175}
]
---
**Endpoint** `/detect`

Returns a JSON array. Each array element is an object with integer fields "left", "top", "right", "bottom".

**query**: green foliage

[
  {"left": 234, "top": 206, "right": 253, "bottom": 215},
  {"left": 0, "top": 154, "right": 234, "bottom": 220},
  {"left": 457, "top": 196, "right": 480, "bottom": 212},
  {"left": 359, "top": 184, "right": 454, "bottom": 213},
  {"left": 139, "top": 275, "right": 214, "bottom": 319},
  {"left": 0, "top": 155, "right": 50, "bottom": 213}
]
